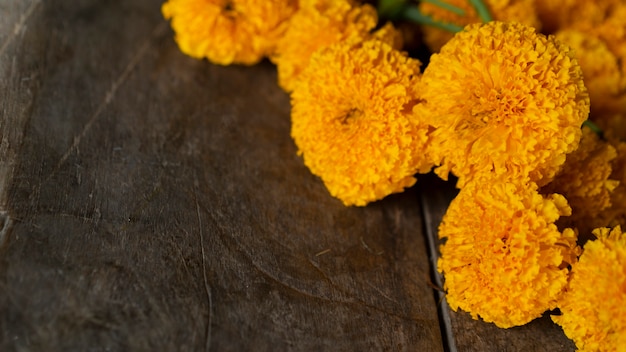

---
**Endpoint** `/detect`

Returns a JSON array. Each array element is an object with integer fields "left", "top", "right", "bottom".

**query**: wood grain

[
  {"left": 0, "top": 1, "right": 443, "bottom": 351},
  {"left": 0, "top": 0, "right": 42, "bottom": 244}
]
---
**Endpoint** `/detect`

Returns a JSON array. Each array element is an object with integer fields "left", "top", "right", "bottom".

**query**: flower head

[
  {"left": 415, "top": 21, "right": 589, "bottom": 188},
  {"left": 419, "top": 0, "right": 540, "bottom": 52},
  {"left": 541, "top": 126, "right": 619, "bottom": 237},
  {"left": 438, "top": 180, "right": 579, "bottom": 328},
  {"left": 535, "top": 0, "right": 620, "bottom": 34},
  {"left": 586, "top": 4, "right": 626, "bottom": 116},
  {"left": 162, "top": 0, "right": 297, "bottom": 65},
  {"left": 271, "top": 0, "right": 382, "bottom": 91},
  {"left": 290, "top": 36, "right": 432, "bottom": 206},
  {"left": 553, "top": 226, "right": 626, "bottom": 352},
  {"left": 555, "top": 27, "right": 626, "bottom": 117},
  {"left": 537, "top": 3, "right": 626, "bottom": 116}
]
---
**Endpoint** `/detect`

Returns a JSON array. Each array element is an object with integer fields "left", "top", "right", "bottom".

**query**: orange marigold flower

[
  {"left": 555, "top": 28, "right": 626, "bottom": 116},
  {"left": 594, "top": 4, "right": 626, "bottom": 60},
  {"left": 270, "top": 0, "right": 380, "bottom": 91},
  {"left": 370, "top": 22, "right": 404, "bottom": 51},
  {"left": 535, "top": 0, "right": 619, "bottom": 34},
  {"left": 162, "top": 0, "right": 297, "bottom": 65},
  {"left": 415, "top": 21, "right": 589, "bottom": 188},
  {"left": 418, "top": 0, "right": 540, "bottom": 52},
  {"left": 541, "top": 126, "right": 619, "bottom": 237},
  {"left": 587, "top": 4, "right": 626, "bottom": 116},
  {"left": 438, "top": 181, "right": 579, "bottom": 328},
  {"left": 290, "top": 37, "right": 432, "bottom": 206},
  {"left": 553, "top": 226, "right": 626, "bottom": 352}
]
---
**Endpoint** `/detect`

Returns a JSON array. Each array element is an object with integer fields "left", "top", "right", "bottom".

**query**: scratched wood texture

[
  {"left": 0, "top": 1, "right": 443, "bottom": 351},
  {"left": 0, "top": 0, "right": 579, "bottom": 351}
]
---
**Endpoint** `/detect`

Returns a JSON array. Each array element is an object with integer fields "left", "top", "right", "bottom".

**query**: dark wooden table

[{"left": 0, "top": 1, "right": 576, "bottom": 350}]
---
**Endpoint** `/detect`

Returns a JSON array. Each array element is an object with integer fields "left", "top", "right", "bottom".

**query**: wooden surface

[{"left": 0, "top": 1, "right": 575, "bottom": 351}]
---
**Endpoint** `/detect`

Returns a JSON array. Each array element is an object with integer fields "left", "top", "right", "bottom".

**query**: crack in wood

[
  {"left": 418, "top": 178, "right": 459, "bottom": 352},
  {"left": 0, "top": 211, "right": 13, "bottom": 248},
  {"left": 40, "top": 21, "right": 169, "bottom": 192},
  {"left": 194, "top": 173, "right": 213, "bottom": 352},
  {"left": 0, "top": 0, "right": 42, "bottom": 58}
]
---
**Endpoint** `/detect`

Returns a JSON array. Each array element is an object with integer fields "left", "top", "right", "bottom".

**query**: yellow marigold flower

[
  {"left": 555, "top": 28, "right": 626, "bottom": 116},
  {"left": 535, "top": 0, "right": 619, "bottom": 34},
  {"left": 370, "top": 22, "right": 405, "bottom": 51},
  {"left": 418, "top": 0, "right": 540, "bottom": 52},
  {"left": 415, "top": 21, "right": 589, "bottom": 188},
  {"left": 162, "top": 0, "right": 297, "bottom": 65},
  {"left": 270, "top": 0, "right": 380, "bottom": 92},
  {"left": 587, "top": 3, "right": 626, "bottom": 115},
  {"left": 595, "top": 4, "right": 626, "bottom": 59},
  {"left": 541, "top": 126, "right": 619, "bottom": 237},
  {"left": 438, "top": 181, "right": 579, "bottom": 328},
  {"left": 290, "top": 37, "right": 431, "bottom": 206},
  {"left": 553, "top": 226, "right": 626, "bottom": 352}
]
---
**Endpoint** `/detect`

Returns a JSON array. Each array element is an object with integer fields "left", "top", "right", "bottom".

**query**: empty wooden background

[{"left": 0, "top": 1, "right": 575, "bottom": 351}]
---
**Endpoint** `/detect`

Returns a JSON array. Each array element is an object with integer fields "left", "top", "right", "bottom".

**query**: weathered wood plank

[
  {"left": 418, "top": 174, "right": 577, "bottom": 352},
  {"left": 0, "top": 1, "right": 443, "bottom": 351},
  {"left": 0, "top": 0, "right": 43, "bottom": 245}
]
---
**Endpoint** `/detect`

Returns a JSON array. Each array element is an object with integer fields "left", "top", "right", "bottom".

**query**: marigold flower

[
  {"left": 594, "top": 4, "right": 626, "bottom": 59},
  {"left": 162, "top": 0, "right": 297, "bottom": 65},
  {"left": 438, "top": 181, "right": 579, "bottom": 328},
  {"left": 586, "top": 4, "right": 626, "bottom": 116},
  {"left": 541, "top": 126, "right": 619, "bottom": 237},
  {"left": 370, "top": 22, "right": 404, "bottom": 51},
  {"left": 270, "top": 0, "right": 381, "bottom": 91},
  {"left": 535, "top": 0, "right": 619, "bottom": 34},
  {"left": 552, "top": 226, "right": 626, "bottom": 352},
  {"left": 555, "top": 28, "right": 626, "bottom": 116},
  {"left": 415, "top": 21, "right": 589, "bottom": 188},
  {"left": 418, "top": 0, "right": 540, "bottom": 52},
  {"left": 290, "top": 37, "right": 432, "bottom": 206}
]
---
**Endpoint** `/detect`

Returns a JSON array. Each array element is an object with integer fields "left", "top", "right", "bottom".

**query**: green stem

[
  {"left": 377, "top": 0, "right": 409, "bottom": 20},
  {"left": 421, "top": 0, "right": 465, "bottom": 16},
  {"left": 468, "top": 0, "right": 493, "bottom": 22},
  {"left": 403, "top": 6, "right": 464, "bottom": 33},
  {"left": 582, "top": 120, "right": 605, "bottom": 138}
]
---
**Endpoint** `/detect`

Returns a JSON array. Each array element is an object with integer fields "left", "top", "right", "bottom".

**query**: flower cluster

[
  {"left": 422, "top": 20, "right": 588, "bottom": 328},
  {"left": 162, "top": 0, "right": 298, "bottom": 65},
  {"left": 162, "top": 0, "right": 626, "bottom": 349},
  {"left": 163, "top": 0, "right": 435, "bottom": 207}
]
